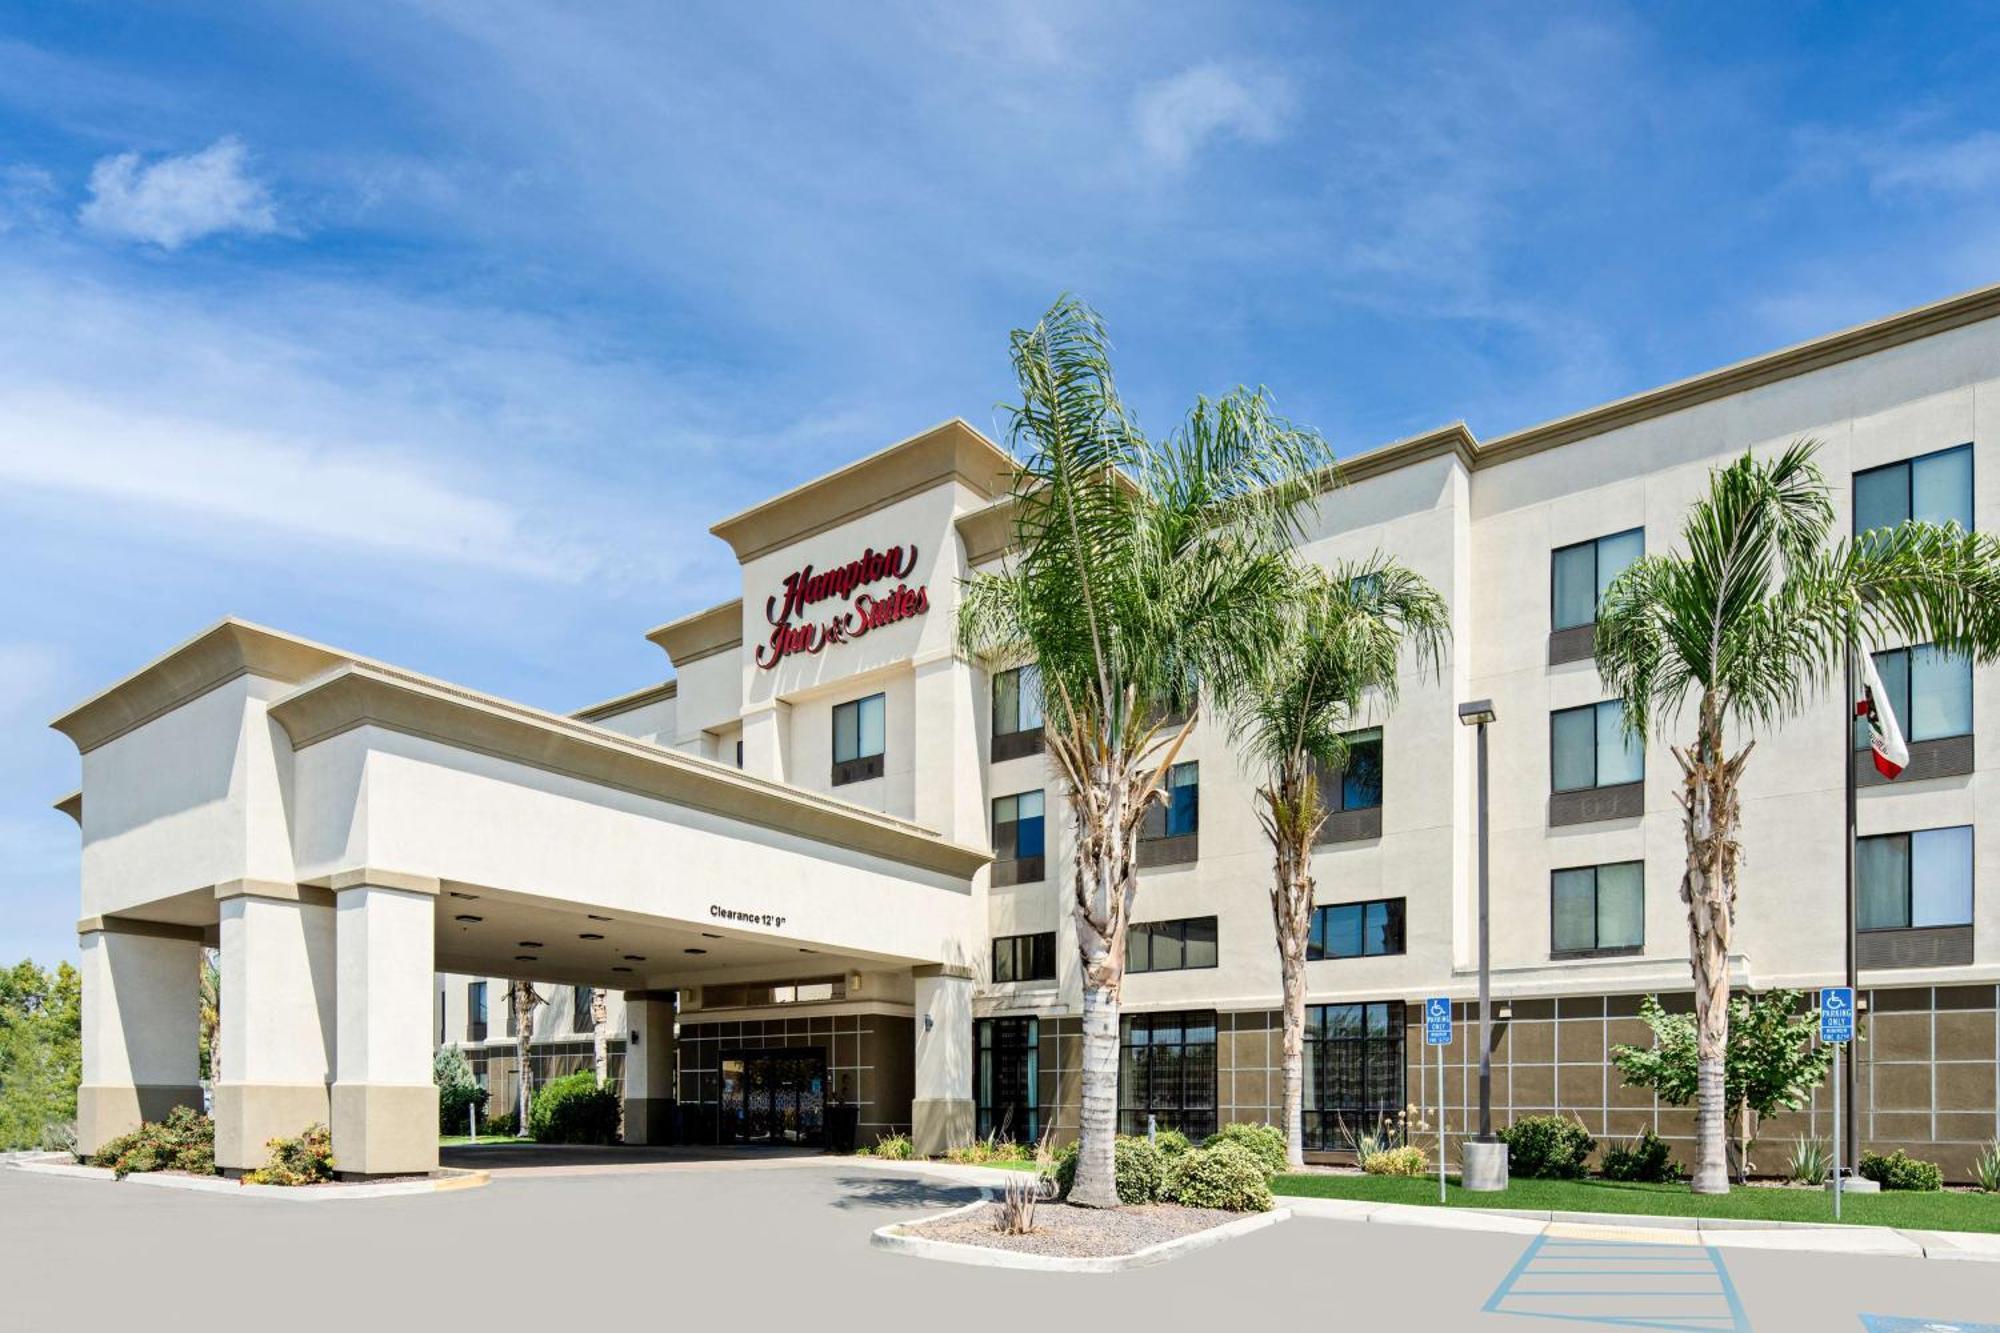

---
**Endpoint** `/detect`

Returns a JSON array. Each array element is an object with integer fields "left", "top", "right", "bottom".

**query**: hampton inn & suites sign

[{"left": 755, "top": 543, "right": 930, "bottom": 669}]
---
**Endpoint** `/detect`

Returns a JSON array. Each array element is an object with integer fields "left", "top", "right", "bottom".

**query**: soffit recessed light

[
  {"left": 612, "top": 966, "right": 633, "bottom": 974},
  {"left": 683, "top": 947, "right": 707, "bottom": 955},
  {"left": 701, "top": 932, "right": 722, "bottom": 939},
  {"left": 579, "top": 933, "right": 604, "bottom": 940},
  {"left": 587, "top": 914, "right": 613, "bottom": 921},
  {"left": 517, "top": 941, "right": 544, "bottom": 948},
  {"left": 454, "top": 915, "right": 483, "bottom": 923},
  {"left": 798, "top": 947, "right": 816, "bottom": 954},
  {"left": 515, "top": 954, "right": 537, "bottom": 961},
  {"left": 448, "top": 891, "right": 479, "bottom": 900},
  {"left": 623, "top": 955, "right": 647, "bottom": 962}
]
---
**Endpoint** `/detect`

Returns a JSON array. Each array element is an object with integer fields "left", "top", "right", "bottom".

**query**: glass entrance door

[{"left": 719, "top": 1048, "right": 828, "bottom": 1144}]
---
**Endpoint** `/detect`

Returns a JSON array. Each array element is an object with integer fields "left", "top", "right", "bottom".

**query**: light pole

[{"left": 1457, "top": 698, "right": 1507, "bottom": 1190}]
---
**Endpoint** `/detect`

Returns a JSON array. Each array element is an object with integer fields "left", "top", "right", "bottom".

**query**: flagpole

[{"left": 1843, "top": 640, "right": 1860, "bottom": 1178}]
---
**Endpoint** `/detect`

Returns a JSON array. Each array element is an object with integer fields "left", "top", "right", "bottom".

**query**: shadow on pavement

[{"left": 826, "top": 1173, "right": 983, "bottom": 1211}]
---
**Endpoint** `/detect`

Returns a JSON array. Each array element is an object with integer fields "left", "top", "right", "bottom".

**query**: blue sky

[{"left": 5, "top": 2, "right": 2000, "bottom": 965}]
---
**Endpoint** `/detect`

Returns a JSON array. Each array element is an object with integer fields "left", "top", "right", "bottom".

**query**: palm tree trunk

[
  {"left": 1075, "top": 980, "right": 1121, "bottom": 1207},
  {"left": 1278, "top": 941, "right": 1308, "bottom": 1170},
  {"left": 590, "top": 988, "right": 609, "bottom": 1088},
  {"left": 511, "top": 980, "right": 539, "bottom": 1139},
  {"left": 1679, "top": 694, "right": 1744, "bottom": 1195},
  {"left": 1263, "top": 766, "right": 1318, "bottom": 1171}
]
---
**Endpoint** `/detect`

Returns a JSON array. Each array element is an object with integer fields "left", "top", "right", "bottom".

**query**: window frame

[
  {"left": 1548, "top": 861, "right": 1646, "bottom": 958},
  {"left": 1853, "top": 442, "right": 1975, "bottom": 536},
  {"left": 990, "top": 931, "right": 1057, "bottom": 985},
  {"left": 830, "top": 692, "right": 886, "bottom": 785},
  {"left": 467, "top": 980, "right": 488, "bottom": 1042},
  {"left": 992, "top": 664, "right": 1046, "bottom": 760},
  {"left": 1302, "top": 1000, "right": 1406, "bottom": 1153},
  {"left": 1117, "top": 1010, "right": 1217, "bottom": 1139},
  {"left": 991, "top": 789, "right": 1047, "bottom": 886},
  {"left": 1857, "top": 825, "right": 1975, "bottom": 933},
  {"left": 1138, "top": 761, "right": 1200, "bottom": 865},
  {"left": 1551, "top": 527, "right": 1645, "bottom": 632},
  {"left": 1308, "top": 897, "right": 1407, "bottom": 961},
  {"left": 1550, "top": 699, "right": 1643, "bottom": 793},
  {"left": 975, "top": 1016, "right": 1040, "bottom": 1142},
  {"left": 572, "top": 984, "right": 594, "bottom": 1034},
  {"left": 1127, "top": 916, "right": 1219, "bottom": 974}
]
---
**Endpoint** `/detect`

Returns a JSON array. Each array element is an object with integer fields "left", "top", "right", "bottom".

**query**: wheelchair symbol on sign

[{"left": 1429, "top": 999, "right": 1449, "bottom": 1020}]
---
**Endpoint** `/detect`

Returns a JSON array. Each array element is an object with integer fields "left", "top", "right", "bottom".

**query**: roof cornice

[
  {"left": 1483, "top": 280, "right": 2000, "bottom": 465},
  {"left": 708, "top": 418, "right": 1016, "bottom": 562},
  {"left": 644, "top": 599, "right": 743, "bottom": 669},
  {"left": 266, "top": 664, "right": 990, "bottom": 880},
  {"left": 572, "top": 679, "right": 678, "bottom": 723}
]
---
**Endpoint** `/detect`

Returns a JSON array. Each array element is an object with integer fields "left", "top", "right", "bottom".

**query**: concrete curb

[
  {"left": 1277, "top": 1192, "right": 2000, "bottom": 1262},
  {"left": 872, "top": 1200, "right": 1291, "bottom": 1272},
  {"left": 837, "top": 1155, "right": 1041, "bottom": 1190},
  {"left": 6, "top": 1154, "right": 488, "bottom": 1199}
]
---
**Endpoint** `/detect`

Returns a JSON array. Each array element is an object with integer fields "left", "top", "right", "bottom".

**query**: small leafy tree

[
  {"left": 1610, "top": 990, "right": 1837, "bottom": 1182},
  {"left": 0, "top": 958, "right": 82, "bottom": 1150},
  {"left": 434, "top": 1043, "right": 488, "bottom": 1134},
  {"left": 198, "top": 950, "right": 220, "bottom": 1083}
]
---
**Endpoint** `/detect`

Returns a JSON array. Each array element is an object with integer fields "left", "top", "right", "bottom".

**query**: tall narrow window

[
  {"left": 1118, "top": 1011, "right": 1217, "bottom": 1138},
  {"left": 1138, "top": 762, "right": 1200, "bottom": 866},
  {"left": 976, "top": 1017, "right": 1040, "bottom": 1141},
  {"left": 1302, "top": 1001, "right": 1405, "bottom": 1151},
  {"left": 572, "top": 984, "right": 594, "bottom": 1034},
  {"left": 991, "top": 790, "right": 1047, "bottom": 886},
  {"left": 468, "top": 980, "right": 488, "bottom": 1042},
  {"left": 1855, "top": 443, "right": 1974, "bottom": 535},
  {"left": 831, "top": 692, "right": 886, "bottom": 785},
  {"left": 1550, "top": 862, "right": 1645, "bottom": 956},
  {"left": 1552, "top": 528, "right": 1645, "bottom": 630},
  {"left": 992, "top": 665, "right": 1045, "bottom": 760}
]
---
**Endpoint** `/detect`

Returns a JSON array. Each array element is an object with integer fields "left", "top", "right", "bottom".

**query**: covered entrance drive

[{"left": 54, "top": 619, "right": 987, "bottom": 1176}]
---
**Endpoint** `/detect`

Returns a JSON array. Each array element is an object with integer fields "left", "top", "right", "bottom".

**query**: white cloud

[
  {"left": 0, "top": 164, "right": 58, "bottom": 234},
  {"left": 79, "top": 136, "right": 279, "bottom": 249},
  {"left": 1870, "top": 129, "right": 2000, "bottom": 196},
  {"left": 1133, "top": 62, "right": 1291, "bottom": 169}
]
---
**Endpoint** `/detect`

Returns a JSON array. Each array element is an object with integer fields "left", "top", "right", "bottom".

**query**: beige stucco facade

[{"left": 53, "top": 287, "right": 2000, "bottom": 1176}]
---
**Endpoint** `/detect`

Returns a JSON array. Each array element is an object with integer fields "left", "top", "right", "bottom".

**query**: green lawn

[
  {"left": 1272, "top": 1172, "right": 2000, "bottom": 1233},
  {"left": 438, "top": 1134, "right": 519, "bottom": 1146}
]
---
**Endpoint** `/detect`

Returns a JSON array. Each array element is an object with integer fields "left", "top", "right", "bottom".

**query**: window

[
  {"left": 467, "top": 981, "right": 487, "bottom": 1042},
  {"left": 702, "top": 976, "right": 847, "bottom": 1008},
  {"left": 1552, "top": 528, "right": 1644, "bottom": 631},
  {"left": 992, "top": 665, "right": 1045, "bottom": 760},
  {"left": 1551, "top": 862, "right": 1645, "bottom": 956},
  {"left": 734, "top": 738, "right": 743, "bottom": 768},
  {"left": 1551, "top": 700, "right": 1643, "bottom": 792},
  {"left": 991, "top": 790, "right": 1046, "bottom": 886},
  {"left": 1331, "top": 728, "right": 1383, "bottom": 811},
  {"left": 1855, "top": 443, "right": 1973, "bottom": 535},
  {"left": 1128, "top": 916, "right": 1218, "bottom": 973},
  {"left": 831, "top": 692, "right": 885, "bottom": 785},
  {"left": 976, "top": 1017, "right": 1039, "bottom": 1141},
  {"left": 1309, "top": 898, "right": 1405, "bottom": 960},
  {"left": 1858, "top": 826, "right": 1974, "bottom": 931},
  {"left": 991, "top": 931, "right": 1056, "bottom": 984},
  {"left": 1302, "top": 1001, "right": 1405, "bottom": 1152},
  {"left": 1855, "top": 645, "right": 1972, "bottom": 746},
  {"left": 572, "top": 984, "right": 594, "bottom": 1034},
  {"left": 1118, "top": 1011, "right": 1216, "bottom": 1138},
  {"left": 1138, "top": 762, "right": 1200, "bottom": 865}
]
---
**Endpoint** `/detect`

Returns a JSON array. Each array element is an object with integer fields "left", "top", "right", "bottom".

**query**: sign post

[
  {"left": 1425, "top": 997, "right": 1453, "bottom": 1205},
  {"left": 1820, "top": 986, "right": 1855, "bottom": 1221}
]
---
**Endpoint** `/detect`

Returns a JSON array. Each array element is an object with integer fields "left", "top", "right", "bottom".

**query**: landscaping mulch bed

[{"left": 902, "top": 1201, "right": 1244, "bottom": 1257}]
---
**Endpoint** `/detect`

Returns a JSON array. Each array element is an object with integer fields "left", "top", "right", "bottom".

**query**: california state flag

[{"left": 1857, "top": 652, "right": 1910, "bottom": 779}]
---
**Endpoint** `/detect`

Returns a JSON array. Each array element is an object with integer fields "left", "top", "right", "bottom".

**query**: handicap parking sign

[
  {"left": 1424, "top": 996, "right": 1453, "bottom": 1046},
  {"left": 1820, "top": 986, "right": 1855, "bottom": 1044}
]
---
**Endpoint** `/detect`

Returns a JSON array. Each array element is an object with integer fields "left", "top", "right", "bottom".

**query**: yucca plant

[
  {"left": 1787, "top": 1135, "right": 1830, "bottom": 1186},
  {"left": 1596, "top": 438, "right": 2000, "bottom": 1193},
  {"left": 1971, "top": 1140, "right": 2000, "bottom": 1194},
  {"left": 959, "top": 295, "right": 1332, "bottom": 1206}
]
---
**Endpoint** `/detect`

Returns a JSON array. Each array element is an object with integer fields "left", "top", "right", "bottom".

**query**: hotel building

[{"left": 54, "top": 284, "right": 2000, "bottom": 1179}]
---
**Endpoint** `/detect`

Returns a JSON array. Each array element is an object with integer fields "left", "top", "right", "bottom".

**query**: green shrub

[
  {"left": 90, "top": 1105, "right": 215, "bottom": 1179},
  {"left": 1163, "top": 1142, "right": 1273, "bottom": 1212},
  {"left": 246, "top": 1124, "right": 335, "bottom": 1186},
  {"left": 1859, "top": 1148, "right": 1944, "bottom": 1192},
  {"left": 485, "top": 1110, "right": 518, "bottom": 1138},
  {"left": 1152, "top": 1127, "right": 1194, "bottom": 1159},
  {"left": 1203, "top": 1122, "right": 1287, "bottom": 1177},
  {"left": 1972, "top": 1141, "right": 2000, "bottom": 1194},
  {"left": 1500, "top": 1115, "right": 1596, "bottom": 1180},
  {"left": 944, "top": 1133, "right": 1031, "bottom": 1165},
  {"left": 1362, "top": 1145, "right": 1428, "bottom": 1177},
  {"left": 871, "top": 1132, "right": 916, "bottom": 1160},
  {"left": 1600, "top": 1129, "right": 1682, "bottom": 1183},
  {"left": 434, "top": 1045, "right": 489, "bottom": 1134},
  {"left": 528, "top": 1072, "right": 622, "bottom": 1145},
  {"left": 1786, "top": 1136, "right": 1830, "bottom": 1186},
  {"left": 1112, "top": 1136, "right": 1167, "bottom": 1203}
]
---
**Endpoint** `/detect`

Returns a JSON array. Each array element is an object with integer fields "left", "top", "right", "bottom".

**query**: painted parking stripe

[
  {"left": 1484, "top": 1234, "right": 1751, "bottom": 1333},
  {"left": 1860, "top": 1318, "right": 2000, "bottom": 1332}
]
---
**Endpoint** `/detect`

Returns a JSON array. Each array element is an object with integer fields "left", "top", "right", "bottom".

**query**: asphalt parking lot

[{"left": 3, "top": 1156, "right": 1996, "bottom": 1332}]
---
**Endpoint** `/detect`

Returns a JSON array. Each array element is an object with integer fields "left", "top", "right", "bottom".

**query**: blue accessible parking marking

[
  {"left": 1861, "top": 1319, "right": 2000, "bottom": 1332},
  {"left": 1483, "top": 1234, "right": 1750, "bottom": 1332}
]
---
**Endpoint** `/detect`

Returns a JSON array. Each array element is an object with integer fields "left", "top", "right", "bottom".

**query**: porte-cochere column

[
  {"left": 330, "top": 873, "right": 439, "bottom": 1177},
  {"left": 76, "top": 919, "right": 204, "bottom": 1156}
]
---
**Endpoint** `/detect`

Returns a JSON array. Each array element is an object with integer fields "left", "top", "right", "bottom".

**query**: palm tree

[
  {"left": 1594, "top": 439, "right": 2000, "bottom": 1194},
  {"left": 958, "top": 295, "right": 1332, "bottom": 1207},
  {"left": 589, "top": 988, "right": 610, "bottom": 1088},
  {"left": 509, "top": 980, "right": 545, "bottom": 1139},
  {"left": 1227, "top": 559, "right": 1448, "bottom": 1169}
]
